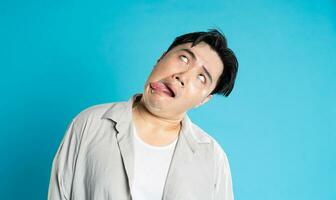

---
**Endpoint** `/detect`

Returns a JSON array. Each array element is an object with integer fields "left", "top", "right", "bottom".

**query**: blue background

[{"left": 1, "top": 0, "right": 335, "bottom": 199}]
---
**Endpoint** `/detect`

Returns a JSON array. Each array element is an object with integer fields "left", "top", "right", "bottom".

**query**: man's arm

[
  {"left": 48, "top": 119, "right": 80, "bottom": 200},
  {"left": 213, "top": 143, "right": 234, "bottom": 200}
]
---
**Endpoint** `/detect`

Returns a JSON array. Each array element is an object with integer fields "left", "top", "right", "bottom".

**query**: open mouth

[
  {"left": 165, "top": 84, "right": 176, "bottom": 97},
  {"left": 150, "top": 82, "right": 176, "bottom": 97}
]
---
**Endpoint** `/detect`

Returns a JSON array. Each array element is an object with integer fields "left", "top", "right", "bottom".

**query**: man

[{"left": 48, "top": 29, "right": 238, "bottom": 200}]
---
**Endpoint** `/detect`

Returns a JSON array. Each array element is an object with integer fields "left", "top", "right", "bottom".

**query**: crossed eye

[
  {"left": 198, "top": 74, "right": 206, "bottom": 83},
  {"left": 179, "top": 55, "right": 206, "bottom": 84},
  {"left": 180, "top": 55, "right": 189, "bottom": 64}
]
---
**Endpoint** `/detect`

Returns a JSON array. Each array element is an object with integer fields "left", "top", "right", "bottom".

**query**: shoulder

[
  {"left": 189, "top": 123, "right": 233, "bottom": 183},
  {"left": 189, "top": 122, "right": 230, "bottom": 166},
  {"left": 71, "top": 101, "right": 124, "bottom": 128},
  {"left": 73, "top": 103, "right": 113, "bottom": 122}
]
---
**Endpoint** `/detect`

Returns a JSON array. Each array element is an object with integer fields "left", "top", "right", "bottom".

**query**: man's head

[{"left": 140, "top": 29, "right": 238, "bottom": 119}]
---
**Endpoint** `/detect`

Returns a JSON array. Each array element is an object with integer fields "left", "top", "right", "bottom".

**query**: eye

[
  {"left": 198, "top": 74, "right": 206, "bottom": 83},
  {"left": 180, "top": 55, "right": 189, "bottom": 64}
]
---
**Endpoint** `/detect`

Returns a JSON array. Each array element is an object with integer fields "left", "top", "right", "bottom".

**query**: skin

[{"left": 132, "top": 42, "right": 224, "bottom": 146}]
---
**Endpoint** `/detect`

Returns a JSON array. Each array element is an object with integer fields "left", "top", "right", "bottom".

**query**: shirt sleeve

[
  {"left": 48, "top": 119, "right": 80, "bottom": 200},
  {"left": 213, "top": 143, "right": 234, "bottom": 200}
]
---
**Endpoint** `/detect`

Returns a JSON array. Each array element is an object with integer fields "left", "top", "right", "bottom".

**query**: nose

[{"left": 173, "top": 74, "right": 185, "bottom": 87}]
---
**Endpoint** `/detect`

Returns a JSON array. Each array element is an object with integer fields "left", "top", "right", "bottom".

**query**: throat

[
  {"left": 135, "top": 128, "right": 179, "bottom": 147},
  {"left": 132, "top": 101, "right": 182, "bottom": 138}
]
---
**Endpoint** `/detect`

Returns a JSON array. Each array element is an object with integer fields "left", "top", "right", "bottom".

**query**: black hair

[{"left": 166, "top": 29, "right": 238, "bottom": 97}]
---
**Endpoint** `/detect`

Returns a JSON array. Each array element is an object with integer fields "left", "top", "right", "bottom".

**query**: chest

[{"left": 73, "top": 123, "right": 216, "bottom": 200}]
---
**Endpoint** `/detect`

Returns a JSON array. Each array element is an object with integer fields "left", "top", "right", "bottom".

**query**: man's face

[{"left": 141, "top": 42, "right": 223, "bottom": 119}]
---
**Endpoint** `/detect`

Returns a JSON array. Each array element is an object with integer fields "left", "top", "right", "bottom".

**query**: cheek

[
  {"left": 149, "top": 60, "right": 180, "bottom": 80},
  {"left": 183, "top": 84, "right": 208, "bottom": 105},
  {"left": 188, "top": 80, "right": 209, "bottom": 96}
]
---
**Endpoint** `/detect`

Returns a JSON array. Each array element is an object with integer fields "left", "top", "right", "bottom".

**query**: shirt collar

[{"left": 101, "top": 94, "right": 211, "bottom": 152}]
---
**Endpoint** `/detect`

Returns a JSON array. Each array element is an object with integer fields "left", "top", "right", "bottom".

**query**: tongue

[{"left": 150, "top": 82, "right": 173, "bottom": 97}]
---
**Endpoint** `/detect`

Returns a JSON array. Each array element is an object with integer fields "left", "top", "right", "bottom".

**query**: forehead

[{"left": 168, "top": 42, "right": 224, "bottom": 82}]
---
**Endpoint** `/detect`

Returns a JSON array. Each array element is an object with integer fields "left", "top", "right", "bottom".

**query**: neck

[{"left": 132, "top": 98, "right": 183, "bottom": 135}]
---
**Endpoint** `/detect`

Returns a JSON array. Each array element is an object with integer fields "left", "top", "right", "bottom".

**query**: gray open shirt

[{"left": 48, "top": 95, "right": 234, "bottom": 200}]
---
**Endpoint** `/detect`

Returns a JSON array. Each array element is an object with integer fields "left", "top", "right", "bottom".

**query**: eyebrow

[{"left": 180, "top": 48, "right": 213, "bottom": 84}]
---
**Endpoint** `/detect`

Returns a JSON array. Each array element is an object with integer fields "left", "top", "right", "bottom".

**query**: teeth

[{"left": 150, "top": 89, "right": 154, "bottom": 93}]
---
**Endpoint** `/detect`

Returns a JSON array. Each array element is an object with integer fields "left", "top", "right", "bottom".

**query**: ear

[{"left": 195, "top": 94, "right": 213, "bottom": 108}]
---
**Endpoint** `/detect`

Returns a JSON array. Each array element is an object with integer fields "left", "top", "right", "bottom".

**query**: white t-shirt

[{"left": 131, "top": 126, "right": 178, "bottom": 200}]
